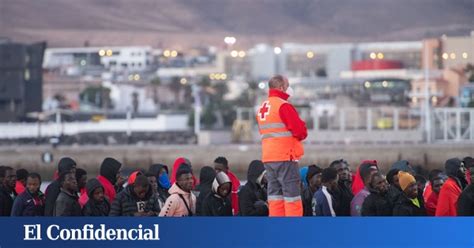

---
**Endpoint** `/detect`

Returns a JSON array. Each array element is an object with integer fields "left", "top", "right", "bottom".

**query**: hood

[
  {"left": 386, "top": 168, "right": 400, "bottom": 185},
  {"left": 148, "top": 163, "right": 169, "bottom": 176},
  {"left": 86, "top": 178, "right": 104, "bottom": 198},
  {"left": 58, "top": 157, "right": 76, "bottom": 174},
  {"left": 212, "top": 172, "right": 231, "bottom": 196},
  {"left": 99, "top": 157, "right": 122, "bottom": 185},
  {"left": 169, "top": 183, "right": 190, "bottom": 195},
  {"left": 247, "top": 160, "right": 265, "bottom": 184},
  {"left": 391, "top": 160, "right": 414, "bottom": 174},
  {"left": 127, "top": 170, "right": 143, "bottom": 185},
  {"left": 199, "top": 166, "right": 216, "bottom": 187},
  {"left": 170, "top": 157, "right": 187, "bottom": 184},
  {"left": 445, "top": 158, "right": 462, "bottom": 177},
  {"left": 352, "top": 160, "right": 378, "bottom": 195},
  {"left": 299, "top": 166, "right": 309, "bottom": 188}
]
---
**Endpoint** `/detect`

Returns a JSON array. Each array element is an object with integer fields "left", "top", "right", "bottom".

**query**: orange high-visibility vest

[{"left": 256, "top": 97, "right": 304, "bottom": 163}]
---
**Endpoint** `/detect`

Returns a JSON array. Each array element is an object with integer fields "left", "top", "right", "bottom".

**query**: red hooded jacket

[
  {"left": 435, "top": 177, "right": 462, "bottom": 216},
  {"left": 97, "top": 175, "right": 117, "bottom": 203},
  {"left": 227, "top": 170, "right": 241, "bottom": 215}
]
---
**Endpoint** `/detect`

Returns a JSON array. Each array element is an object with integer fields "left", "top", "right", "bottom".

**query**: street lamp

[
  {"left": 274, "top": 47, "right": 282, "bottom": 55},
  {"left": 224, "top": 36, "right": 237, "bottom": 46}
]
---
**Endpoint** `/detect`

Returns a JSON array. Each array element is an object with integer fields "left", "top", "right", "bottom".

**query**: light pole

[{"left": 423, "top": 41, "right": 431, "bottom": 143}]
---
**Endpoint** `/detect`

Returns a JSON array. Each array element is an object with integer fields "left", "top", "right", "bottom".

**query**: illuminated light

[
  {"left": 224, "top": 36, "right": 236, "bottom": 45},
  {"left": 215, "top": 74, "right": 221, "bottom": 80},
  {"left": 258, "top": 82, "right": 266, "bottom": 89},
  {"left": 128, "top": 75, "right": 134, "bottom": 81},
  {"left": 171, "top": 50, "right": 178, "bottom": 57},
  {"left": 306, "top": 51, "right": 314, "bottom": 59},
  {"left": 370, "top": 53, "right": 377, "bottom": 59},
  {"left": 98, "top": 50, "right": 106, "bottom": 56},
  {"left": 274, "top": 47, "right": 282, "bottom": 55},
  {"left": 230, "top": 50, "right": 239, "bottom": 57},
  {"left": 163, "top": 50, "right": 171, "bottom": 57},
  {"left": 364, "top": 81, "right": 371, "bottom": 88},
  {"left": 134, "top": 74, "right": 140, "bottom": 81},
  {"left": 382, "top": 81, "right": 388, "bottom": 87},
  {"left": 462, "top": 52, "right": 468, "bottom": 59},
  {"left": 209, "top": 74, "right": 215, "bottom": 80},
  {"left": 180, "top": 78, "right": 187, "bottom": 85},
  {"left": 238, "top": 51, "right": 246, "bottom": 58},
  {"left": 432, "top": 96, "right": 438, "bottom": 104},
  {"left": 221, "top": 74, "right": 227, "bottom": 80},
  {"left": 80, "top": 60, "right": 86, "bottom": 66},
  {"left": 106, "top": 50, "right": 113, "bottom": 56},
  {"left": 442, "top": 53, "right": 449, "bottom": 60},
  {"left": 450, "top": 53, "right": 456, "bottom": 59},
  {"left": 412, "top": 97, "right": 418, "bottom": 104},
  {"left": 377, "top": 53, "right": 384, "bottom": 59}
]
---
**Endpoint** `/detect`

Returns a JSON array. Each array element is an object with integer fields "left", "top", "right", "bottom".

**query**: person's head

[
  {"left": 463, "top": 157, "right": 474, "bottom": 184},
  {"left": 359, "top": 161, "right": 378, "bottom": 186},
  {"left": 329, "top": 159, "right": 351, "bottom": 182},
  {"left": 212, "top": 171, "right": 232, "bottom": 198},
  {"left": 145, "top": 172, "right": 158, "bottom": 194},
  {"left": 0, "top": 165, "right": 5, "bottom": 185},
  {"left": 86, "top": 178, "right": 105, "bottom": 202},
  {"left": 0, "top": 166, "right": 16, "bottom": 190},
  {"left": 307, "top": 165, "right": 323, "bottom": 191},
  {"left": 75, "top": 168, "right": 87, "bottom": 190},
  {"left": 429, "top": 169, "right": 444, "bottom": 193},
  {"left": 370, "top": 172, "right": 389, "bottom": 195},
  {"left": 176, "top": 164, "right": 194, "bottom": 193},
  {"left": 386, "top": 169, "right": 401, "bottom": 189},
  {"left": 148, "top": 163, "right": 170, "bottom": 189},
  {"left": 58, "top": 157, "right": 77, "bottom": 175},
  {"left": 321, "top": 167, "right": 339, "bottom": 191},
  {"left": 246, "top": 160, "right": 265, "bottom": 187},
  {"left": 133, "top": 175, "right": 150, "bottom": 200},
  {"left": 59, "top": 171, "right": 78, "bottom": 193},
  {"left": 445, "top": 158, "right": 466, "bottom": 180},
  {"left": 127, "top": 170, "right": 144, "bottom": 186},
  {"left": 391, "top": 160, "right": 415, "bottom": 175},
  {"left": 214, "top": 156, "right": 229, "bottom": 174},
  {"left": 268, "top": 75, "right": 290, "bottom": 94},
  {"left": 100, "top": 157, "right": 122, "bottom": 185},
  {"left": 398, "top": 171, "right": 417, "bottom": 199},
  {"left": 26, "top": 173, "right": 41, "bottom": 194},
  {"left": 415, "top": 175, "right": 427, "bottom": 194},
  {"left": 199, "top": 166, "right": 217, "bottom": 186},
  {"left": 16, "top": 169, "right": 29, "bottom": 186}
]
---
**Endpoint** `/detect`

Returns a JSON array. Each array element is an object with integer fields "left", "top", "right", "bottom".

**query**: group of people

[{"left": 0, "top": 154, "right": 473, "bottom": 217}]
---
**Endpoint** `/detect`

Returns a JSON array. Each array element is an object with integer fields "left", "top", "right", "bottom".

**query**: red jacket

[
  {"left": 97, "top": 175, "right": 117, "bottom": 203},
  {"left": 15, "top": 181, "right": 25, "bottom": 195},
  {"left": 269, "top": 89, "right": 307, "bottom": 141},
  {"left": 425, "top": 191, "right": 439, "bottom": 216},
  {"left": 423, "top": 183, "right": 433, "bottom": 203},
  {"left": 227, "top": 171, "right": 240, "bottom": 215},
  {"left": 435, "top": 177, "right": 461, "bottom": 216}
]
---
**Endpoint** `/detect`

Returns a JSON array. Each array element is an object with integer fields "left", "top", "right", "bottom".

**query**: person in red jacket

[
  {"left": 214, "top": 156, "right": 240, "bottom": 215},
  {"left": 97, "top": 157, "right": 122, "bottom": 204},
  {"left": 425, "top": 171, "right": 445, "bottom": 216},
  {"left": 436, "top": 158, "right": 467, "bottom": 216},
  {"left": 15, "top": 169, "right": 28, "bottom": 195}
]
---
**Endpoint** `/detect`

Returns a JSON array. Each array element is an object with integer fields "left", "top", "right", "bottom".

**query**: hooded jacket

[
  {"left": 54, "top": 189, "right": 82, "bottom": 216},
  {"left": 0, "top": 185, "right": 17, "bottom": 216},
  {"left": 97, "top": 157, "right": 122, "bottom": 204},
  {"left": 109, "top": 184, "right": 160, "bottom": 217},
  {"left": 44, "top": 157, "right": 76, "bottom": 216},
  {"left": 11, "top": 189, "right": 45, "bottom": 216},
  {"left": 436, "top": 158, "right": 466, "bottom": 216},
  {"left": 201, "top": 172, "right": 233, "bottom": 216},
  {"left": 170, "top": 158, "right": 198, "bottom": 188},
  {"left": 226, "top": 170, "right": 240, "bottom": 215},
  {"left": 195, "top": 166, "right": 216, "bottom": 216},
  {"left": 82, "top": 179, "right": 110, "bottom": 216},
  {"left": 361, "top": 187, "right": 392, "bottom": 216},
  {"left": 238, "top": 160, "right": 268, "bottom": 216},
  {"left": 425, "top": 191, "right": 439, "bottom": 216},
  {"left": 159, "top": 183, "right": 196, "bottom": 217},
  {"left": 393, "top": 193, "right": 426, "bottom": 216},
  {"left": 148, "top": 163, "right": 171, "bottom": 207},
  {"left": 457, "top": 184, "right": 474, "bottom": 216}
]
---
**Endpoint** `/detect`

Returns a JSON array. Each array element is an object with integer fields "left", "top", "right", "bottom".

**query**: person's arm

[
  {"left": 457, "top": 192, "right": 472, "bottom": 216},
  {"left": 435, "top": 185, "right": 454, "bottom": 216},
  {"left": 108, "top": 195, "right": 122, "bottom": 216},
  {"left": 54, "top": 197, "right": 71, "bottom": 217},
  {"left": 159, "top": 195, "right": 179, "bottom": 217},
  {"left": 10, "top": 196, "right": 25, "bottom": 216},
  {"left": 280, "top": 103, "right": 307, "bottom": 141},
  {"left": 238, "top": 189, "right": 260, "bottom": 216}
]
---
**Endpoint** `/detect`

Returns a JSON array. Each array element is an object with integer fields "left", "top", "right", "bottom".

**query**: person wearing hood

[
  {"left": 302, "top": 165, "right": 322, "bottom": 216},
  {"left": 44, "top": 157, "right": 77, "bottom": 216},
  {"left": 299, "top": 166, "right": 309, "bottom": 190},
  {"left": 351, "top": 161, "right": 378, "bottom": 216},
  {"left": 329, "top": 159, "right": 354, "bottom": 216},
  {"left": 463, "top": 157, "right": 474, "bottom": 185},
  {"left": 109, "top": 172, "right": 160, "bottom": 217},
  {"left": 436, "top": 158, "right": 467, "bottom": 216},
  {"left": 170, "top": 157, "right": 198, "bottom": 188},
  {"left": 393, "top": 171, "right": 426, "bottom": 216},
  {"left": 239, "top": 160, "right": 269, "bottom": 216},
  {"left": 361, "top": 172, "right": 392, "bottom": 216},
  {"left": 352, "top": 160, "right": 378, "bottom": 195},
  {"left": 148, "top": 163, "right": 171, "bottom": 204},
  {"left": 145, "top": 171, "right": 166, "bottom": 209},
  {"left": 0, "top": 166, "right": 17, "bottom": 216},
  {"left": 214, "top": 156, "right": 240, "bottom": 215},
  {"left": 97, "top": 157, "right": 122, "bottom": 204},
  {"left": 195, "top": 166, "right": 216, "bottom": 216},
  {"left": 15, "top": 169, "right": 28, "bottom": 195},
  {"left": 201, "top": 172, "right": 233, "bottom": 216},
  {"left": 457, "top": 161, "right": 474, "bottom": 216},
  {"left": 425, "top": 170, "right": 445, "bottom": 216},
  {"left": 313, "top": 167, "right": 338, "bottom": 216},
  {"left": 76, "top": 168, "right": 88, "bottom": 207},
  {"left": 423, "top": 169, "right": 443, "bottom": 203},
  {"left": 11, "top": 173, "right": 45, "bottom": 216},
  {"left": 54, "top": 171, "right": 82, "bottom": 216},
  {"left": 160, "top": 164, "right": 196, "bottom": 217},
  {"left": 82, "top": 179, "right": 110, "bottom": 216}
]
